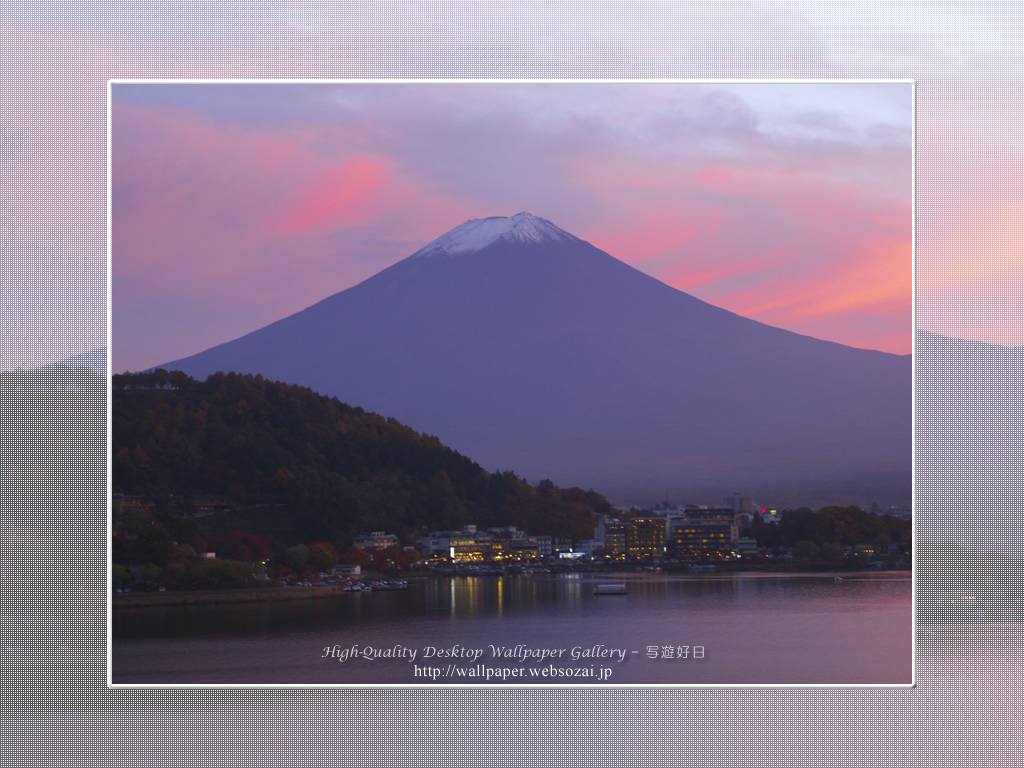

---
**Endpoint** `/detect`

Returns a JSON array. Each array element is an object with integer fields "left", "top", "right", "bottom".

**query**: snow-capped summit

[{"left": 408, "top": 212, "right": 578, "bottom": 259}]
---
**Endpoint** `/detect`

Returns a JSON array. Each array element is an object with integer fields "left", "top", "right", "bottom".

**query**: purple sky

[{"left": 111, "top": 82, "right": 912, "bottom": 373}]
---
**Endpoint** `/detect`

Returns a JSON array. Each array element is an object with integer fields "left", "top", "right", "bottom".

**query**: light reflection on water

[{"left": 112, "top": 571, "right": 912, "bottom": 686}]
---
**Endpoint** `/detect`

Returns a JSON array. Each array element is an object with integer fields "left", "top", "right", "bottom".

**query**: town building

[
  {"left": 332, "top": 564, "right": 362, "bottom": 578},
  {"left": 534, "top": 535, "right": 553, "bottom": 558},
  {"left": 111, "top": 493, "right": 155, "bottom": 515},
  {"left": 416, "top": 523, "right": 569, "bottom": 563},
  {"left": 352, "top": 531, "right": 401, "bottom": 550},
  {"left": 735, "top": 537, "right": 759, "bottom": 556},
  {"left": 758, "top": 508, "right": 782, "bottom": 524},
  {"left": 486, "top": 526, "right": 539, "bottom": 561},
  {"left": 603, "top": 520, "right": 628, "bottom": 559},
  {"left": 667, "top": 505, "right": 738, "bottom": 557},
  {"left": 191, "top": 495, "right": 236, "bottom": 516},
  {"left": 626, "top": 517, "right": 666, "bottom": 559},
  {"left": 575, "top": 538, "right": 598, "bottom": 556},
  {"left": 417, "top": 525, "right": 495, "bottom": 562}
]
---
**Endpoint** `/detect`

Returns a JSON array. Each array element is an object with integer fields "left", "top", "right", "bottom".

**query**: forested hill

[{"left": 112, "top": 370, "right": 611, "bottom": 546}]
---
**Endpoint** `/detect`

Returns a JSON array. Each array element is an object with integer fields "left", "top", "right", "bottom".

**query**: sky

[{"left": 110, "top": 81, "right": 913, "bottom": 373}]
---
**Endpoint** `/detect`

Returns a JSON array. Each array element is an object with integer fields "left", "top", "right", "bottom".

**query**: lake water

[{"left": 111, "top": 571, "right": 912, "bottom": 686}]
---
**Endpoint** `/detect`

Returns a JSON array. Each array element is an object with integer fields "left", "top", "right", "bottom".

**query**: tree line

[{"left": 743, "top": 504, "right": 911, "bottom": 562}]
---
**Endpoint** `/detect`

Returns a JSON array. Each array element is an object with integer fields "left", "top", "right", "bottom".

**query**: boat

[{"left": 594, "top": 583, "right": 627, "bottom": 595}]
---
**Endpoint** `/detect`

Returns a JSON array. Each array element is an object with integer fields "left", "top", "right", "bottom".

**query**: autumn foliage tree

[
  {"left": 112, "top": 371, "right": 611, "bottom": 556},
  {"left": 309, "top": 541, "right": 338, "bottom": 571}
]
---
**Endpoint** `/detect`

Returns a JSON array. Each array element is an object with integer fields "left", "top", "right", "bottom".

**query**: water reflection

[
  {"left": 112, "top": 572, "right": 913, "bottom": 685},
  {"left": 114, "top": 573, "right": 912, "bottom": 639}
]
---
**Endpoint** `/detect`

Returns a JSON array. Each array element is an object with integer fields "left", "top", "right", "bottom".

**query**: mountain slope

[
  {"left": 160, "top": 213, "right": 911, "bottom": 504},
  {"left": 111, "top": 370, "right": 609, "bottom": 546},
  {"left": 35, "top": 347, "right": 107, "bottom": 378}
]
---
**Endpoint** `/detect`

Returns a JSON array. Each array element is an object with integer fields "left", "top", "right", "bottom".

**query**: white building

[{"left": 352, "top": 531, "right": 400, "bottom": 549}]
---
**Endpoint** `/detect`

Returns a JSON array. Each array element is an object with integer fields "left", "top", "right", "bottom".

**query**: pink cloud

[
  {"left": 711, "top": 230, "right": 911, "bottom": 351},
  {"left": 556, "top": 139, "right": 909, "bottom": 354},
  {"left": 273, "top": 155, "right": 391, "bottom": 232},
  {"left": 113, "top": 101, "right": 305, "bottom": 268},
  {"left": 663, "top": 247, "right": 792, "bottom": 294},
  {"left": 590, "top": 213, "right": 706, "bottom": 265},
  {"left": 677, "top": 156, "right": 910, "bottom": 349},
  {"left": 113, "top": 102, "right": 408, "bottom": 297}
]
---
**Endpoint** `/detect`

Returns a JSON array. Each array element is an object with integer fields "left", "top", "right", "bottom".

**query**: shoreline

[
  {"left": 112, "top": 584, "right": 348, "bottom": 608},
  {"left": 112, "top": 569, "right": 910, "bottom": 609}
]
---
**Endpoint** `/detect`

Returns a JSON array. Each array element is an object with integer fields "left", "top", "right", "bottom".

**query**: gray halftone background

[{"left": 2, "top": 3, "right": 1021, "bottom": 766}]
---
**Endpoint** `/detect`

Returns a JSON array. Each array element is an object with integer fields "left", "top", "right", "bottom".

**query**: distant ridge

[
  {"left": 916, "top": 328, "right": 1024, "bottom": 546},
  {"left": 158, "top": 214, "right": 911, "bottom": 505},
  {"left": 37, "top": 346, "right": 107, "bottom": 378}
]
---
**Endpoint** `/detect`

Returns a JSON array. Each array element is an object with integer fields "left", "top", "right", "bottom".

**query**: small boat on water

[{"left": 594, "top": 583, "right": 627, "bottom": 595}]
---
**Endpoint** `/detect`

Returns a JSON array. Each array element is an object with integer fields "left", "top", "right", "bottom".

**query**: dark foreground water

[{"left": 111, "top": 571, "right": 912, "bottom": 685}]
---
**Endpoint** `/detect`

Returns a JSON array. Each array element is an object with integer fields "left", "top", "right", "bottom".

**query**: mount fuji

[{"left": 158, "top": 212, "right": 911, "bottom": 505}]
